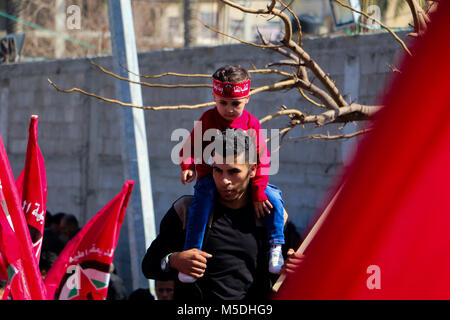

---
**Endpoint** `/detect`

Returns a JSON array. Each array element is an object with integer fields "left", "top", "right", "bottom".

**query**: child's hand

[
  {"left": 253, "top": 200, "right": 273, "bottom": 219},
  {"left": 181, "top": 169, "right": 196, "bottom": 185}
]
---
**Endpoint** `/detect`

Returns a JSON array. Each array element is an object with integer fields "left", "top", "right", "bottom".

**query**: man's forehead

[
  {"left": 212, "top": 153, "right": 248, "bottom": 166},
  {"left": 156, "top": 281, "right": 174, "bottom": 288},
  {"left": 212, "top": 163, "right": 247, "bottom": 171}
]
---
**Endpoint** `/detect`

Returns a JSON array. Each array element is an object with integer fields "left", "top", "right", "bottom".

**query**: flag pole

[
  {"left": 107, "top": 0, "right": 156, "bottom": 295},
  {"left": 272, "top": 184, "right": 343, "bottom": 293}
]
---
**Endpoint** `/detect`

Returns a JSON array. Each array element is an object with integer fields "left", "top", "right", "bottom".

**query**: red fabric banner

[
  {"left": 0, "top": 181, "right": 8, "bottom": 281},
  {"left": 275, "top": 2, "right": 450, "bottom": 300},
  {"left": 44, "top": 181, "right": 134, "bottom": 300},
  {"left": 16, "top": 115, "right": 47, "bottom": 261},
  {"left": 0, "top": 253, "right": 6, "bottom": 281},
  {"left": 0, "top": 134, "right": 47, "bottom": 299},
  {"left": 0, "top": 187, "right": 31, "bottom": 300}
]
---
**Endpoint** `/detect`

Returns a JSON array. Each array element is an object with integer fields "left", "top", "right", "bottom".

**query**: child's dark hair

[{"left": 212, "top": 65, "right": 250, "bottom": 83}]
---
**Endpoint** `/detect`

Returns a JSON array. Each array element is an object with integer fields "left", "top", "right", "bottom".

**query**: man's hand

[
  {"left": 253, "top": 200, "right": 273, "bottom": 219},
  {"left": 281, "top": 249, "right": 305, "bottom": 275},
  {"left": 169, "top": 249, "right": 212, "bottom": 279},
  {"left": 181, "top": 169, "right": 196, "bottom": 185}
]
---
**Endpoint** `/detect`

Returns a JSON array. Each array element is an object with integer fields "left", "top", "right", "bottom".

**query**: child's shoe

[
  {"left": 269, "top": 244, "right": 284, "bottom": 274},
  {"left": 178, "top": 272, "right": 197, "bottom": 283}
]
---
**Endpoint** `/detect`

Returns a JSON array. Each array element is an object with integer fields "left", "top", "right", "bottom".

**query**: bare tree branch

[
  {"left": 279, "top": 0, "right": 303, "bottom": 46},
  {"left": 130, "top": 71, "right": 211, "bottom": 79},
  {"left": 406, "top": 0, "right": 432, "bottom": 37},
  {"left": 47, "top": 0, "right": 414, "bottom": 142},
  {"left": 89, "top": 60, "right": 212, "bottom": 89},
  {"left": 266, "top": 60, "right": 302, "bottom": 68},
  {"left": 297, "top": 88, "right": 327, "bottom": 109},
  {"left": 333, "top": 0, "right": 412, "bottom": 56},
  {"left": 48, "top": 77, "right": 299, "bottom": 111},
  {"left": 302, "top": 104, "right": 381, "bottom": 126},
  {"left": 120, "top": 63, "right": 292, "bottom": 80},
  {"left": 249, "top": 78, "right": 298, "bottom": 95},
  {"left": 219, "top": 0, "right": 293, "bottom": 44},
  {"left": 260, "top": 109, "right": 304, "bottom": 124},
  {"left": 287, "top": 128, "right": 372, "bottom": 140},
  {"left": 220, "top": 0, "right": 347, "bottom": 108},
  {"left": 48, "top": 78, "right": 215, "bottom": 110},
  {"left": 199, "top": 19, "right": 283, "bottom": 49},
  {"left": 260, "top": 104, "right": 381, "bottom": 127},
  {"left": 296, "top": 78, "right": 340, "bottom": 110}
]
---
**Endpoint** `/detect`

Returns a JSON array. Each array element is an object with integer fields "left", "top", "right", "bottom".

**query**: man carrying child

[{"left": 178, "top": 65, "right": 286, "bottom": 283}]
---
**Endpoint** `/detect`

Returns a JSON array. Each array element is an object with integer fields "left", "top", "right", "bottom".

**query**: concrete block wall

[{"left": 0, "top": 31, "right": 408, "bottom": 293}]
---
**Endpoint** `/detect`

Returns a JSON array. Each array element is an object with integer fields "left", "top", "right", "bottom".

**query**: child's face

[{"left": 213, "top": 94, "right": 249, "bottom": 121}]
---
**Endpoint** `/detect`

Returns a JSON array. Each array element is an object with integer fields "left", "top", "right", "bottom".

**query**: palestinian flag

[
  {"left": 0, "top": 179, "right": 8, "bottom": 281},
  {"left": 15, "top": 115, "right": 47, "bottom": 261},
  {"left": 56, "top": 260, "right": 111, "bottom": 300},
  {"left": 44, "top": 181, "right": 134, "bottom": 300},
  {"left": 0, "top": 131, "right": 46, "bottom": 299},
  {"left": 2, "top": 261, "right": 31, "bottom": 300},
  {"left": 0, "top": 185, "right": 31, "bottom": 300},
  {"left": 0, "top": 252, "right": 6, "bottom": 281}
]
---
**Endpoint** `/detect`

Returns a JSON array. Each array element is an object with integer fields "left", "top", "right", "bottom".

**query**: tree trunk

[
  {"left": 5, "top": 0, "right": 24, "bottom": 34},
  {"left": 183, "top": 0, "right": 197, "bottom": 47}
]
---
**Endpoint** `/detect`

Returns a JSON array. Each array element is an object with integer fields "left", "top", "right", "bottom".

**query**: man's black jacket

[{"left": 141, "top": 195, "right": 288, "bottom": 301}]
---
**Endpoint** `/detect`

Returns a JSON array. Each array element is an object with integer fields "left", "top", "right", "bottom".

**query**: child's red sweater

[{"left": 180, "top": 107, "right": 270, "bottom": 202}]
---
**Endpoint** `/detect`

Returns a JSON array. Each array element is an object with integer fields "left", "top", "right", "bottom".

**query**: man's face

[
  {"left": 213, "top": 94, "right": 249, "bottom": 121},
  {"left": 59, "top": 218, "right": 70, "bottom": 238},
  {"left": 59, "top": 218, "right": 76, "bottom": 241},
  {"left": 155, "top": 280, "right": 174, "bottom": 300},
  {"left": 212, "top": 153, "right": 256, "bottom": 204},
  {"left": 50, "top": 222, "right": 59, "bottom": 233}
]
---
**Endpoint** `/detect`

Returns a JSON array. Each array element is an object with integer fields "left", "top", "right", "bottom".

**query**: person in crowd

[
  {"left": 106, "top": 263, "right": 127, "bottom": 300},
  {"left": 143, "top": 129, "right": 293, "bottom": 301},
  {"left": 42, "top": 211, "right": 66, "bottom": 255},
  {"left": 155, "top": 279, "right": 175, "bottom": 300},
  {"left": 0, "top": 280, "right": 6, "bottom": 299},
  {"left": 128, "top": 288, "right": 155, "bottom": 301},
  {"left": 39, "top": 250, "right": 58, "bottom": 279},
  {"left": 59, "top": 213, "right": 80, "bottom": 243}
]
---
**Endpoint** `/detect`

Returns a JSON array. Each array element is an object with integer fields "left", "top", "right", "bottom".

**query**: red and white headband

[{"left": 213, "top": 78, "right": 251, "bottom": 99}]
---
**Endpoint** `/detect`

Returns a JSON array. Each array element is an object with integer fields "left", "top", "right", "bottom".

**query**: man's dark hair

[
  {"left": 44, "top": 210, "right": 52, "bottom": 228},
  {"left": 52, "top": 212, "right": 66, "bottom": 226},
  {"left": 212, "top": 65, "right": 250, "bottom": 83},
  {"left": 128, "top": 288, "right": 155, "bottom": 301},
  {"left": 213, "top": 129, "right": 257, "bottom": 164},
  {"left": 63, "top": 214, "right": 79, "bottom": 228}
]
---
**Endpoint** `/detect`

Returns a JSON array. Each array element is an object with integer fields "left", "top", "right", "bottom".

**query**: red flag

[
  {"left": 276, "top": 2, "right": 450, "bottom": 300},
  {"left": 0, "top": 181, "right": 8, "bottom": 281},
  {"left": 0, "top": 253, "right": 6, "bottom": 281},
  {"left": 0, "top": 134, "right": 47, "bottom": 299},
  {"left": 16, "top": 115, "right": 47, "bottom": 261},
  {"left": 0, "top": 186, "right": 32, "bottom": 300},
  {"left": 44, "top": 181, "right": 134, "bottom": 300}
]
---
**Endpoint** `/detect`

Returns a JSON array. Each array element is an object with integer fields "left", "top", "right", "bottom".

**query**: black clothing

[
  {"left": 282, "top": 220, "right": 303, "bottom": 258},
  {"left": 199, "top": 201, "right": 268, "bottom": 300},
  {"left": 106, "top": 272, "right": 128, "bottom": 300},
  {"left": 41, "top": 228, "right": 65, "bottom": 255},
  {"left": 128, "top": 288, "right": 155, "bottom": 301},
  {"left": 142, "top": 196, "right": 274, "bottom": 301}
]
